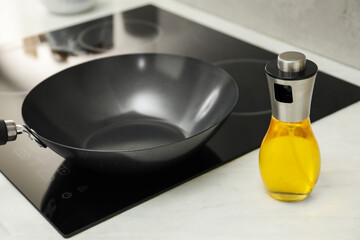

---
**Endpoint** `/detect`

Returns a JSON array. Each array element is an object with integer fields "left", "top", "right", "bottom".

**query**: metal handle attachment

[{"left": 0, "top": 120, "right": 46, "bottom": 148}]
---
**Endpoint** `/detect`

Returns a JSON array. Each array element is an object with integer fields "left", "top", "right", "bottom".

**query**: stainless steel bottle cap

[
  {"left": 277, "top": 51, "right": 306, "bottom": 73},
  {"left": 265, "top": 51, "right": 318, "bottom": 122}
]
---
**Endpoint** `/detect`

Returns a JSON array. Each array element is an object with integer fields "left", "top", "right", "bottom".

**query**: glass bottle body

[{"left": 259, "top": 116, "right": 320, "bottom": 202}]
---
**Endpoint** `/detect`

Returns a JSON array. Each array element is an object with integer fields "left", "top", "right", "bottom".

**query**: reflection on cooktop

[
  {"left": 77, "top": 19, "right": 161, "bottom": 53},
  {"left": 40, "top": 146, "right": 222, "bottom": 236},
  {"left": 214, "top": 59, "right": 271, "bottom": 115},
  {"left": 0, "top": 4, "right": 360, "bottom": 238}
]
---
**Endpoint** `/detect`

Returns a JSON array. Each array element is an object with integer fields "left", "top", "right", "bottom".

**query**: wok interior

[{"left": 22, "top": 54, "right": 238, "bottom": 151}]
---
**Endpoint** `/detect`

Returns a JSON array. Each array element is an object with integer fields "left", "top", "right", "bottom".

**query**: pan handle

[{"left": 0, "top": 120, "right": 47, "bottom": 148}]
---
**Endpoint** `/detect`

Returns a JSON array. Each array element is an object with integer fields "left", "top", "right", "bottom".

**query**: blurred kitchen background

[{"left": 1, "top": 0, "right": 359, "bottom": 71}]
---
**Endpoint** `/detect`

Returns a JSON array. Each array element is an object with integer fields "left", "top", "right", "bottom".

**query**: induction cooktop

[{"left": 0, "top": 5, "right": 359, "bottom": 238}]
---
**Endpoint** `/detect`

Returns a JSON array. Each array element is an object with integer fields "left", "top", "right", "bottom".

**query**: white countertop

[{"left": 0, "top": 0, "right": 359, "bottom": 239}]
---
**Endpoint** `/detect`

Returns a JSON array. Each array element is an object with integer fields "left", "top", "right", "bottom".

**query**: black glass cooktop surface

[{"left": 0, "top": 5, "right": 359, "bottom": 238}]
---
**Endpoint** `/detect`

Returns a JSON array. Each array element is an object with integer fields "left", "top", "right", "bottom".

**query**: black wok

[{"left": 0, "top": 54, "right": 238, "bottom": 171}]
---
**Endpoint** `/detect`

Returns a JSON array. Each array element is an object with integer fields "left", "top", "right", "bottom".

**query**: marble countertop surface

[{"left": 0, "top": 0, "right": 359, "bottom": 239}]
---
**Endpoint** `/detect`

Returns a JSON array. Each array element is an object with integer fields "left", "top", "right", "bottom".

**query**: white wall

[{"left": 176, "top": 0, "right": 360, "bottom": 69}]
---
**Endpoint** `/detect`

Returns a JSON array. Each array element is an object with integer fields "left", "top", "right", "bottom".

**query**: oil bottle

[{"left": 259, "top": 51, "right": 320, "bottom": 202}]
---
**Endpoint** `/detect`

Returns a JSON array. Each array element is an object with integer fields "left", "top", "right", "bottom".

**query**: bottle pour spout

[
  {"left": 277, "top": 51, "right": 306, "bottom": 73},
  {"left": 265, "top": 51, "right": 318, "bottom": 123}
]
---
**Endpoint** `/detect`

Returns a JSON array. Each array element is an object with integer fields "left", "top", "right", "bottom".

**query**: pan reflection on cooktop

[
  {"left": 39, "top": 146, "right": 223, "bottom": 236},
  {"left": 0, "top": 4, "right": 360, "bottom": 239},
  {"left": 214, "top": 59, "right": 271, "bottom": 116}
]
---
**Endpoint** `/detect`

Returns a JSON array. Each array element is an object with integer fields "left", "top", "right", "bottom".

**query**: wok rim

[{"left": 22, "top": 53, "right": 239, "bottom": 153}]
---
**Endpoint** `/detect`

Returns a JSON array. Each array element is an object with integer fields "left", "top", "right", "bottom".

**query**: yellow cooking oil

[{"left": 259, "top": 116, "right": 320, "bottom": 202}]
